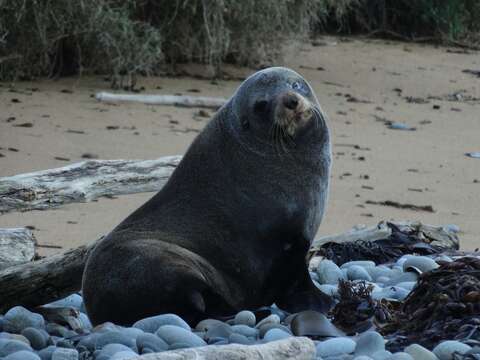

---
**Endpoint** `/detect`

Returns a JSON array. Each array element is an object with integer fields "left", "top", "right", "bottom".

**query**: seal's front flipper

[{"left": 275, "top": 266, "right": 333, "bottom": 314}]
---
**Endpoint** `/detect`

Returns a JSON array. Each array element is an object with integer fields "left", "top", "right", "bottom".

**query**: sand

[{"left": 1, "top": 36, "right": 479, "bottom": 256}]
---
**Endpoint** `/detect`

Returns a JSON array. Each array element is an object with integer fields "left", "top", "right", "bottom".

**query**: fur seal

[{"left": 82, "top": 67, "right": 332, "bottom": 326}]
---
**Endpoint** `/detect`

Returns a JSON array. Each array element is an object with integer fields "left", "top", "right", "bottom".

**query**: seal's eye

[
  {"left": 291, "top": 81, "right": 308, "bottom": 94},
  {"left": 254, "top": 99, "right": 269, "bottom": 114}
]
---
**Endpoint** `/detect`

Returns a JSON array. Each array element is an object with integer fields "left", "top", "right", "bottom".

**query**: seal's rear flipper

[{"left": 275, "top": 267, "right": 334, "bottom": 314}]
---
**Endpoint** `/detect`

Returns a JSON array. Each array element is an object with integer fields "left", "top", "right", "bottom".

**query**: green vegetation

[{"left": 0, "top": 0, "right": 478, "bottom": 83}]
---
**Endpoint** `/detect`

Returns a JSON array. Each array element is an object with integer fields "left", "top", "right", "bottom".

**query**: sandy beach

[{"left": 1, "top": 36, "right": 479, "bottom": 256}]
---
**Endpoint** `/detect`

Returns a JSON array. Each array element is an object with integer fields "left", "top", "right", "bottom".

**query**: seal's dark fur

[{"left": 82, "top": 67, "right": 332, "bottom": 326}]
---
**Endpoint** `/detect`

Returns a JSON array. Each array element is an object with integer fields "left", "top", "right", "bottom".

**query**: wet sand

[{"left": 1, "top": 36, "right": 479, "bottom": 256}]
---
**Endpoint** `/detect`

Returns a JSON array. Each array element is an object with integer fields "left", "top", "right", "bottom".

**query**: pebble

[
  {"left": 386, "top": 272, "right": 418, "bottom": 286},
  {"left": 51, "top": 348, "right": 79, "bottom": 360},
  {"left": 354, "top": 332, "right": 385, "bottom": 356},
  {"left": 316, "top": 337, "right": 357, "bottom": 357},
  {"left": 45, "top": 295, "right": 83, "bottom": 311},
  {"left": 231, "top": 324, "right": 259, "bottom": 338},
  {"left": 404, "top": 344, "right": 439, "bottom": 360},
  {"left": 4, "top": 351, "right": 41, "bottom": 360},
  {"left": 386, "top": 352, "right": 414, "bottom": 360},
  {"left": 94, "top": 344, "right": 134, "bottom": 360},
  {"left": 228, "top": 333, "right": 252, "bottom": 345},
  {"left": 133, "top": 314, "right": 190, "bottom": 333},
  {"left": 395, "top": 282, "right": 416, "bottom": 291},
  {"left": 156, "top": 325, "right": 206, "bottom": 348},
  {"left": 255, "top": 314, "right": 280, "bottom": 328},
  {"left": 204, "top": 322, "right": 232, "bottom": 342},
  {"left": 109, "top": 350, "right": 138, "bottom": 360},
  {"left": 366, "top": 266, "right": 394, "bottom": 281},
  {"left": 195, "top": 319, "right": 226, "bottom": 332},
  {"left": 95, "top": 330, "right": 137, "bottom": 351},
  {"left": 433, "top": 341, "right": 471, "bottom": 360},
  {"left": 22, "top": 327, "right": 49, "bottom": 350},
  {"left": 372, "top": 286, "right": 410, "bottom": 301},
  {"left": 317, "top": 260, "right": 346, "bottom": 284},
  {"left": 3, "top": 307, "right": 45, "bottom": 333},
  {"left": 340, "top": 261, "right": 376, "bottom": 269},
  {"left": 77, "top": 313, "right": 92, "bottom": 331},
  {"left": 263, "top": 328, "right": 292, "bottom": 342},
  {"left": 259, "top": 323, "right": 292, "bottom": 338},
  {"left": 372, "top": 350, "right": 393, "bottom": 360},
  {"left": 443, "top": 224, "right": 460, "bottom": 233},
  {"left": 136, "top": 332, "right": 168, "bottom": 353},
  {"left": 234, "top": 310, "right": 256, "bottom": 327},
  {"left": 38, "top": 345, "right": 57, "bottom": 360},
  {"left": 0, "top": 339, "right": 33, "bottom": 356},
  {"left": 354, "top": 356, "right": 374, "bottom": 360},
  {"left": 403, "top": 256, "right": 439, "bottom": 274},
  {"left": 347, "top": 265, "right": 373, "bottom": 281},
  {"left": 291, "top": 311, "right": 344, "bottom": 337}
]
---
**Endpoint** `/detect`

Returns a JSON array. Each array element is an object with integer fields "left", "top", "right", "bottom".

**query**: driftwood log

[
  {"left": 0, "top": 227, "right": 36, "bottom": 270},
  {"left": 0, "top": 156, "right": 181, "bottom": 214},
  {"left": 0, "top": 239, "right": 99, "bottom": 314},
  {"left": 132, "top": 337, "right": 315, "bottom": 360},
  {"left": 96, "top": 92, "right": 227, "bottom": 109}
]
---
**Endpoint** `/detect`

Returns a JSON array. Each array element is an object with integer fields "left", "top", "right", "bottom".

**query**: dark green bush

[{"left": 0, "top": 0, "right": 478, "bottom": 82}]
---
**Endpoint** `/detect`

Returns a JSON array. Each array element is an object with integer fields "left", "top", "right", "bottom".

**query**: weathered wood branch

[
  {"left": 133, "top": 337, "right": 315, "bottom": 360},
  {"left": 96, "top": 92, "right": 227, "bottom": 109},
  {"left": 0, "top": 156, "right": 181, "bottom": 214},
  {"left": 0, "top": 239, "right": 99, "bottom": 314},
  {"left": 0, "top": 228, "right": 36, "bottom": 270}
]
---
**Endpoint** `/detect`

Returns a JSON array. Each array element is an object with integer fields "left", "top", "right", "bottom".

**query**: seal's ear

[{"left": 241, "top": 117, "right": 249, "bottom": 130}]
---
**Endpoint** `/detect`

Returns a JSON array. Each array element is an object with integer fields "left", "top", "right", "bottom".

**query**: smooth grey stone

[
  {"left": 403, "top": 257, "right": 439, "bottom": 274},
  {"left": 316, "top": 338, "right": 356, "bottom": 357},
  {"left": 259, "top": 324, "right": 292, "bottom": 339},
  {"left": 255, "top": 315, "right": 280, "bottom": 329},
  {"left": 55, "top": 339, "right": 74, "bottom": 349},
  {"left": 156, "top": 325, "right": 206, "bottom": 348},
  {"left": 354, "top": 332, "right": 385, "bottom": 356},
  {"left": 45, "top": 324, "right": 71, "bottom": 338},
  {"left": 22, "top": 327, "right": 48, "bottom": 350},
  {"left": 195, "top": 319, "right": 225, "bottom": 332},
  {"left": 433, "top": 341, "right": 471, "bottom": 360},
  {"left": 169, "top": 342, "right": 195, "bottom": 350},
  {"left": 77, "top": 313, "right": 92, "bottom": 331},
  {"left": 4, "top": 351, "right": 40, "bottom": 360},
  {"left": 136, "top": 333, "right": 168, "bottom": 353},
  {"left": 51, "top": 348, "right": 78, "bottom": 360},
  {"left": 231, "top": 325, "right": 258, "bottom": 338},
  {"left": 386, "top": 272, "right": 418, "bottom": 286},
  {"left": 386, "top": 353, "right": 414, "bottom": 360},
  {"left": 317, "top": 260, "right": 345, "bottom": 285},
  {"left": 0, "top": 339, "right": 33, "bottom": 356},
  {"left": 291, "top": 311, "right": 344, "bottom": 338},
  {"left": 404, "top": 344, "right": 439, "bottom": 360},
  {"left": 93, "top": 322, "right": 121, "bottom": 333},
  {"left": 388, "top": 122, "right": 414, "bottom": 131},
  {"left": 133, "top": 314, "right": 190, "bottom": 333},
  {"left": 372, "top": 350, "right": 393, "bottom": 360},
  {"left": 311, "top": 272, "right": 320, "bottom": 283},
  {"left": 0, "top": 334, "right": 30, "bottom": 345},
  {"left": 3, "top": 307, "right": 45, "bottom": 333},
  {"left": 38, "top": 345, "right": 57, "bottom": 360},
  {"left": 340, "top": 261, "right": 376, "bottom": 269},
  {"left": 354, "top": 357, "right": 374, "bottom": 360},
  {"left": 347, "top": 266, "right": 372, "bottom": 281},
  {"left": 76, "top": 333, "right": 100, "bottom": 351},
  {"left": 376, "top": 276, "right": 391, "bottom": 284},
  {"left": 372, "top": 287, "right": 410, "bottom": 301},
  {"left": 95, "top": 331, "right": 137, "bottom": 350},
  {"left": 45, "top": 295, "right": 83, "bottom": 311},
  {"left": 110, "top": 350, "right": 137, "bottom": 360},
  {"left": 94, "top": 343, "right": 133, "bottom": 359},
  {"left": 443, "top": 224, "right": 460, "bottom": 233},
  {"left": 120, "top": 327, "right": 143, "bottom": 341},
  {"left": 316, "top": 284, "right": 338, "bottom": 296},
  {"left": 204, "top": 323, "right": 232, "bottom": 342},
  {"left": 234, "top": 311, "right": 256, "bottom": 327},
  {"left": 365, "top": 266, "right": 394, "bottom": 281},
  {"left": 228, "top": 333, "right": 253, "bottom": 345},
  {"left": 396, "top": 282, "right": 416, "bottom": 291},
  {"left": 264, "top": 328, "right": 291, "bottom": 342}
]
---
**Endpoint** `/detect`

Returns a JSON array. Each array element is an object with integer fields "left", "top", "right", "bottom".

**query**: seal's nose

[{"left": 283, "top": 93, "right": 299, "bottom": 110}]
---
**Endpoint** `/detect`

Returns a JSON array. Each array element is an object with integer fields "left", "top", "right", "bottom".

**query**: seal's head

[{"left": 229, "top": 67, "right": 327, "bottom": 150}]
